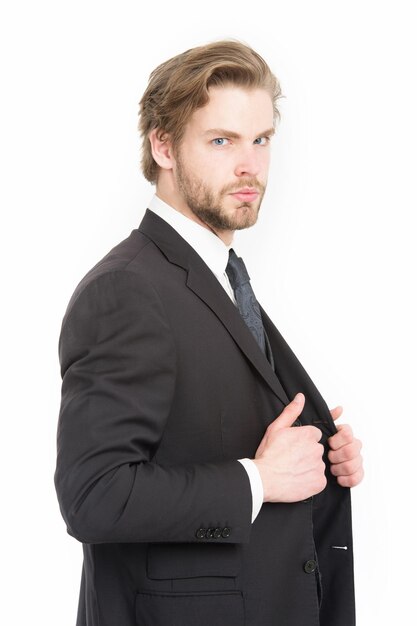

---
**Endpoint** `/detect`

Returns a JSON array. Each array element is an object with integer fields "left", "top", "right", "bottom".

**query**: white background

[{"left": 1, "top": 1, "right": 415, "bottom": 624}]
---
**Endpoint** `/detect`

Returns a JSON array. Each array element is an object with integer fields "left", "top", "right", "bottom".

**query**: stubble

[{"left": 175, "top": 150, "right": 266, "bottom": 232}]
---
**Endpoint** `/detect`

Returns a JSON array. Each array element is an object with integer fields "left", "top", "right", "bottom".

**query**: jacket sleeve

[{"left": 54, "top": 269, "right": 253, "bottom": 545}]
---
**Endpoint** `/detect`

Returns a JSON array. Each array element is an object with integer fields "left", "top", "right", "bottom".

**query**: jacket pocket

[{"left": 136, "top": 590, "right": 244, "bottom": 626}]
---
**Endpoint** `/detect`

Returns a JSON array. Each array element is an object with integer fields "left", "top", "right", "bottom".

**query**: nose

[{"left": 234, "top": 145, "right": 263, "bottom": 178}]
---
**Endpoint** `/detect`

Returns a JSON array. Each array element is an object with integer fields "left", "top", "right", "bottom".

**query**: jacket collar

[
  {"left": 148, "top": 194, "right": 232, "bottom": 280},
  {"left": 139, "top": 209, "right": 290, "bottom": 407}
]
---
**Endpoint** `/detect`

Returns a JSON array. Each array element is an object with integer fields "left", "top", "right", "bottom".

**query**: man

[{"left": 55, "top": 40, "right": 363, "bottom": 626}]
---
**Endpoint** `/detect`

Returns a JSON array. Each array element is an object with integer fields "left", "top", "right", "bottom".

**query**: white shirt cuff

[{"left": 237, "top": 458, "right": 264, "bottom": 523}]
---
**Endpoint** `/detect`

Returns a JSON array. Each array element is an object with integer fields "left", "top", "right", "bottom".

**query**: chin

[{"left": 231, "top": 204, "right": 259, "bottom": 228}]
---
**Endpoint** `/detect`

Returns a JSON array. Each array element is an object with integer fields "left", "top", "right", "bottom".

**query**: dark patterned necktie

[{"left": 226, "top": 249, "right": 274, "bottom": 367}]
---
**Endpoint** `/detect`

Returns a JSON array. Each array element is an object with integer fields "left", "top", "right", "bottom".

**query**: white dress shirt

[{"left": 148, "top": 194, "right": 264, "bottom": 523}]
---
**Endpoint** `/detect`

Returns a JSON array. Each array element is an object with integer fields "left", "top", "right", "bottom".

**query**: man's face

[{"left": 171, "top": 85, "right": 275, "bottom": 234}]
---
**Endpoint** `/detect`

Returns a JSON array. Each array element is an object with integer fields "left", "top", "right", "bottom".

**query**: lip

[
  {"left": 232, "top": 187, "right": 258, "bottom": 194},
  {"left": 230, "top": 189, "right": 259, "bottom": 202}
]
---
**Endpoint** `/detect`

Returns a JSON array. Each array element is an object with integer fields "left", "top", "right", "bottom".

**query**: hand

[
  {"left": 327, "top": 406, "right": 364, "bottom": 488},
  {"left": 253, "top": 393, "right": 327, "bottom": 503}
]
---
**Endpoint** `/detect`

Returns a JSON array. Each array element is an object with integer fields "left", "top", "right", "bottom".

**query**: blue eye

[
  {"left": 254, "top": 137, "right": 270, "bottom": 145},
  {"left": 211, "top": 136, "right": 270, "bottom": 146},
  {"left": 212, "top": 138, "right": 229, "bottom": 146}
]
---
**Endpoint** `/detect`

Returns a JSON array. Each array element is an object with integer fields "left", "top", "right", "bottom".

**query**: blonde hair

[{"left": 138, "top": 40, "right": 283, "bottom": 184}]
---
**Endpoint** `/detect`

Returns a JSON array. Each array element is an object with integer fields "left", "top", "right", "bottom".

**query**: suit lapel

[
  {"left": 139, "top": 210, "right": 290, "bottom": 406},
  {"left": 186, "top": 266, "right": 290, "bottom": 406}
]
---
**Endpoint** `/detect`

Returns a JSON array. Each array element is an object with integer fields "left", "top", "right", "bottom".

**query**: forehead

[{"left": 187, "top": 85, "right": 274, "bottom": 136}]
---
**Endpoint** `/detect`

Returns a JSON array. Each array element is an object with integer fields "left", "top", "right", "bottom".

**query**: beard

[{"left": 174, "top": 149, "right": 266, "bottom": 232}]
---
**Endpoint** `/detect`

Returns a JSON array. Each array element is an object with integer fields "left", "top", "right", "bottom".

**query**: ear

[{"left": 148, "top": 128, "right": 175, "bottom": 172}]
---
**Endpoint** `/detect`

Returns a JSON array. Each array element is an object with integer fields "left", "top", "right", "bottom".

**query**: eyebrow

[{"left": 203, "top": 127, "right": 276, "bottom": 139}]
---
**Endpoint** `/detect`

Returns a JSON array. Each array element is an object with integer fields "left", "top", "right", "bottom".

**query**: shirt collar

[{"left": 148, "top": 194, "right": 234, "bottom": 278}]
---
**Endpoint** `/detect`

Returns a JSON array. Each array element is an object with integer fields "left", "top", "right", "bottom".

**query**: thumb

[
  {"left": 330, "top": 405, "right": 343, "bottom": 421},
  {"left": 274, "top": 393, "right": 305, "bottom": 430}
]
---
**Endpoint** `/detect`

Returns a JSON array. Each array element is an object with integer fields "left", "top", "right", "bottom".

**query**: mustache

[{"left": 223, "top": 180, "right": 266, "bottom": 194}]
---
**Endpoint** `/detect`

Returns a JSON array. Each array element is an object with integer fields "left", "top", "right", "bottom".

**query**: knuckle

[
  {"left": 347, "top": 473, "right": 357, "bottom": 487},
  {"left": 352, "top": 455, "right": 363, "bottom": 473},
  {"left": 339, "top": 466, "right": 364, "bottom": 487},
  {"left": 348, "top": 442, "right": 356, "bottom": 454},
  {"left": 347, "top": 441, "right": 361, "bottom": 460},
  {"left": 345, "top": 460, "right": 356, "bottom": 474},
  {"left": 306, "top": 425, "right": 322, "bottom": 442},
  {"left": 318, "top": 474, "right": 327, "bottom": 491},
  {"left": 327, "top": 449, "right": 336, "bottom": 463},
  {"left": 315, "top": 460, "right": 326, "bottom": 477},
  {"left": 337, "top": 424, "right": 351, "bottom": 442},
  {"left": 314, "top": 426, "right": 322, "bottom": 439},
  {"left": 338, "top": 474, "right": 350, "bottom": 487},
  {"left": 340, "top": 448, "right": 349, "bottom": 462}
]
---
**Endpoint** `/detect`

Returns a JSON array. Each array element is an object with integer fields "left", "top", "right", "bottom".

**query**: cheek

[
  {"left": 192, "top": 152, "right": 226, "bottom": 188},
  {"left": 260, "top": 150, "right": 271, "bottom": 173},
  {"left": 183, "top": 148, "right": 213, "bottom": 178}
]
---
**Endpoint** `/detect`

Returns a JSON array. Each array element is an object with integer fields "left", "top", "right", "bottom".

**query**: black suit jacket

[{"left": 55, "top": 209, "right": 355, "bottom": 626}]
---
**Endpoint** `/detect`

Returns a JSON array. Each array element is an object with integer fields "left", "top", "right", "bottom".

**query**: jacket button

[
  {"left": 205, "top": 528, "right": 215, "bottom": 539},
  {"left": 293, "top": 419, "right": 302, "bottom": 427},
  {"left": 195, "top": 528, "right": 206, "bottom": 539},
  {"left": 214, "top": 528, "right": 222, "bottom": 538},
  {"left": 304, "top": 559, "right": 317, "bottom": 574},
  {"left": 221, "top": 527, "right": 231, "bottom": 538}
]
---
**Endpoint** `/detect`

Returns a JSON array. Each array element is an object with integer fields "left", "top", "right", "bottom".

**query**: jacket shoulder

[{"left": 61, "top": 229, "right": 160, "bottom": 324}]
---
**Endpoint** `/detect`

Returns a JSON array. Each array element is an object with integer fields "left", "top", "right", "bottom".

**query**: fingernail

[{"left": 294, "top": 393, "right": 304, "bottom": 403}]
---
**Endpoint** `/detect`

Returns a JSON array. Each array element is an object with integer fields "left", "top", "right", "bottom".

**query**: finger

[
  {"left": 328, "top": 440, "right": 362, "bottom": 464},
  {"left": 273, "top": 393, "right": 305, "bottom": 430},
  {"left": 330, "top": 405, "right": 343, "bottom": 421},
  {"left": 328, "top": 424, "right": 353, "bottom": 450},
  {"left": 337, "top": 466, "right": 365, "bottom": 488},
  {"left": 330, "top": 455, "right": 363, "bottom": 477},
  {"left": 303, "top": 424, "right": 324, "bottom": 443}
]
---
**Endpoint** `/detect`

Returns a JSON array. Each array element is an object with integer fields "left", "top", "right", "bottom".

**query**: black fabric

[
  {"left": 55, "top": 209, "right": 355, "bottom": 626},
  {"left": 136, "top": 590, "right": 245, "bottom": 626}
]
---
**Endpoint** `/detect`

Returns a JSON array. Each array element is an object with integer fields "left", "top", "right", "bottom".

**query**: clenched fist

[{"left": 253, "top": 393, "right": 327, "bottom": 503}]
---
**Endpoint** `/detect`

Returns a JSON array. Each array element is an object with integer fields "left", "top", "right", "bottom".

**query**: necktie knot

[
  {"left": 225, "top": 248, "right": 274, "bottom": 368},
  {"left": 226, "top": 249, "right": 250, "bottom": 289}
]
